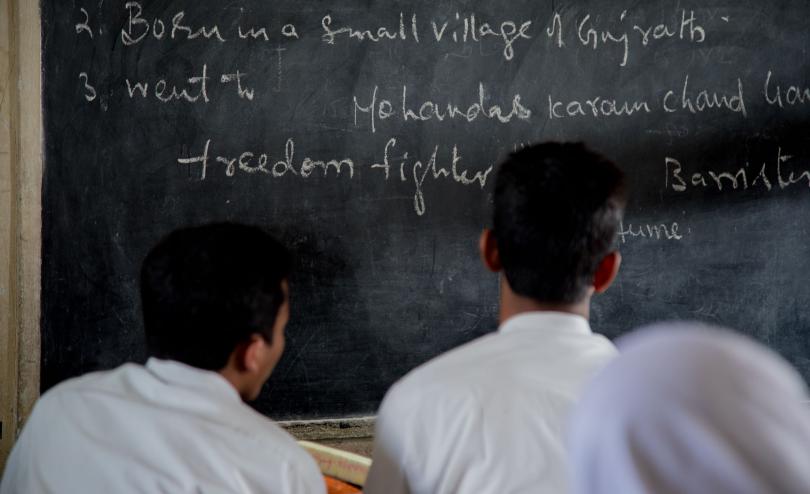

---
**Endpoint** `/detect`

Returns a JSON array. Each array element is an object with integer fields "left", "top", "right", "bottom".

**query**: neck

[
  {"left": 498, "top": 276, "right": 591, "bottom": 324},
  {"left": 218, "top": 366, "right": 252, "bottom": 402}
]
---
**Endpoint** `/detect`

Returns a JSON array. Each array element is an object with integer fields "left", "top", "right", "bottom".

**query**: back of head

[
  {"left": 493, "top": 142, "right": 625, "bottom": 304},
  {"left": 568, "top": 323, "right": 810, "bottom": 494},
  {"left": 140, "top": 223, "right": 291, "bottom": 370}
]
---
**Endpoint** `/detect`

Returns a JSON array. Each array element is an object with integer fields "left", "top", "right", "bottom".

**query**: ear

[
  {"left": 238, "top": 334, "right": 267, "bottom": 374},
  {"left": 593, "top": 251, "right": 621, "bottom": 294},
  {"left": 479, "top": 229, "right": 502, "bottom": 272}
]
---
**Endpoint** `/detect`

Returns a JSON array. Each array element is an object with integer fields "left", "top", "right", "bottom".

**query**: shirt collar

[
  {"left": 499, "top": 311, "right": 592, "bottom": 336},
  {"left": 145, "top": 358, "right": 241, "bottom": 404}
]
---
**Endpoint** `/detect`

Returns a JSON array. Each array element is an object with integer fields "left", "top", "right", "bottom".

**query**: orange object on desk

[{"left": 325, "top": 476, "right": 361, "bottom": 494}]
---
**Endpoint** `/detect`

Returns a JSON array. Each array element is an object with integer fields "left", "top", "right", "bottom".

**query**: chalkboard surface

[{"left": 42, "top": 0, "right": 810, "bottom": 419}]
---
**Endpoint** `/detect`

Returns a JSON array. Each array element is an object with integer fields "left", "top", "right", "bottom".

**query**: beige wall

[
  {"left": 0, "top": 0, "right": 42, "bottom": 471},
  {"left": 0, "top": 0, "right": 13, "bottom": 470}
]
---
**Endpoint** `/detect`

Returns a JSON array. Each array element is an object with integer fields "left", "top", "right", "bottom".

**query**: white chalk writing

[
  {"left": 663, "top": 75, "right": 746, "bottom": 117},
  {"left": 78, "top": 72, "right": 97, "bottom": 102},
  {"left": 354, "top": 83, "right": 530, "bottom": 133},
  {"left": 75, "top": 8, "right": 94, "bottom": 39},
  {"left": 618, "top": 221, "right": 684, "bottom": 243},
  {"left": 665, "top": 148, "right": 810, "bottom": 193},
  {"left": 121, "top": 1, "right": 226, "bottom": 46},
  {"left": 322, "top": 12, "right": 531, "bottom": 61},
  {"left": 125, "top": 64, "right": 210, "bottom": 103},
  {"left": 764, "top": 70, "right": 810, "bottom": 108}
]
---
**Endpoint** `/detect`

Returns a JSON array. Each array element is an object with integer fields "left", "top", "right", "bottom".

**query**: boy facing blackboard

[
  {"left": 1, "top": 224, "right": 325, "bottom": 493},
  {"left": 365, "top": 143, "right": 625, "bottom": 494}
]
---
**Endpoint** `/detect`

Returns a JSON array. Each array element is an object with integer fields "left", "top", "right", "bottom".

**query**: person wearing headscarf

[{"left": 568, "top": 322, "right": 810, "bottom": 494}]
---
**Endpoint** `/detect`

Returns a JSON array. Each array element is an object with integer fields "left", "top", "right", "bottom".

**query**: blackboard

[{"left": 42, "top": 0, "right": 810, "bottom": 420}]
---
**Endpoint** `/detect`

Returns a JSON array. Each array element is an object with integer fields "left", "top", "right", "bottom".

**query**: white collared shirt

[
  {"left": 1, "top": 358, "right": 325, "bottom": 494},
  {"left": 365, "top": 312, "right": 617, "bottom": 494}
]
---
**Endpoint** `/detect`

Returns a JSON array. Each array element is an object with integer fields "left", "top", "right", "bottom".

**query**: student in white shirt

[
  {"left": 568, "top": 323, "right": 810, "bottom": 494},
  {"left": 1, "top": 223, "right": 325, "bottom": 494},
  {"left": 365, "top": 142, "right": 627, "bottom": 494}
]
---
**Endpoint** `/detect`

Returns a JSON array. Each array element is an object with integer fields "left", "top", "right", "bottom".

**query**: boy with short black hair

[
  {"left": 1, "top": 223, "right": 325, "bottom": 493},
  {"left": 365, "top": 142, "right": 626, "bottom": 494}
]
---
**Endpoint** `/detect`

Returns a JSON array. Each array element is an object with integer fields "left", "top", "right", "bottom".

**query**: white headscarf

[{"left": 568, "top": 323, "right": 810, "bottom": 494}]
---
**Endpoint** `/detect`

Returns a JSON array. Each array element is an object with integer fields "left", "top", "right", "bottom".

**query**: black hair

[
  {"left": 140, "top": 222, "right": 291, "bottom": 370},
  {"left": 493, "top": 142, "right": 626, "bottom": 304}
]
